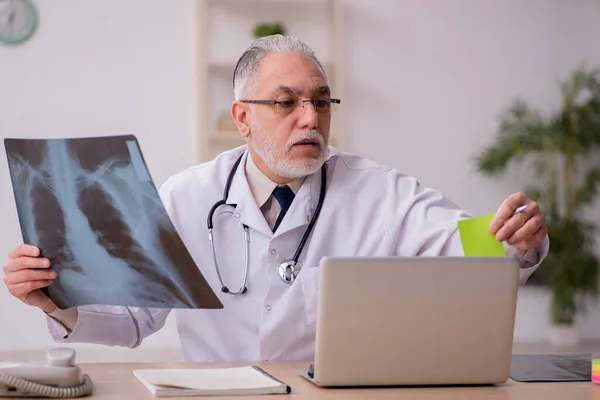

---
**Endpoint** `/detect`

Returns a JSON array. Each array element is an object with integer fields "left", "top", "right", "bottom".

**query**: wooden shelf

[
  {"left": 197, "top": 0, "right": 346, "bottom": 163},
  {"left": 209, "top": 133, "right": 245, "bottom": 142},
  {"left": 208, "top": 0, "right": 331, "bottom": 4},
  {"left": 209, "top": 60, "right": 336, "bottom": 71},
  {"left": 208, "top": 61, "right": 237, "bottom": 70}
]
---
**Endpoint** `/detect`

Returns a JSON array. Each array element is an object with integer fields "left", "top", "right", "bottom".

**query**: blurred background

[{"left": 0, "top": 0, "right": 599, "bottom": 362}]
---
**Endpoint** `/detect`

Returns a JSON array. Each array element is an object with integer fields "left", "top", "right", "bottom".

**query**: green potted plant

[
  {"left": 474, "top": 64, "right": 600, "bottom": 346},
  {"left": 252, "top": 22, "right": 286, "bottom": 39}
]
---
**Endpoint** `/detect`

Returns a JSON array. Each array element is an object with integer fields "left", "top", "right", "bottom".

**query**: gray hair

[{"left": 232, "top": 35, "right": 328, "bottom": 100}]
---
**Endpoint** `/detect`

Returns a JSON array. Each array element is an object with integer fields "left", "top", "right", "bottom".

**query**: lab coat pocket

[{"left": 300, "top": 266, "right": 320, "bottom": 328}]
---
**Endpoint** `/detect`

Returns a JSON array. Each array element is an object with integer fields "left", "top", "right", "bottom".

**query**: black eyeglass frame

[{"left": 239, "top": 98, "right": 341, "bottom": 114}]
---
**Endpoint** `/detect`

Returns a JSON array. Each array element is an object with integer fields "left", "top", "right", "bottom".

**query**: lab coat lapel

[{"left": 225, "top": 150, "right": 273, "bottom": 237}]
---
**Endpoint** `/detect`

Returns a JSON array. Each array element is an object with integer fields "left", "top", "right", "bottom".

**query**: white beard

[{"left": 249, "top": 120, "right": 327, "bottom": 179}]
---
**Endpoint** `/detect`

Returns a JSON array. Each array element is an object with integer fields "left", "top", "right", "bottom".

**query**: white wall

[
  {"left": 1, "top": 0, "right": 599, "bottom": 361},
  {"left": 0, "top": 0, "right": 196, "bottom": 359}
]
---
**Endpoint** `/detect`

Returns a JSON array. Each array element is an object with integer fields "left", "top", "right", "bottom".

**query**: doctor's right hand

[{"left": 3, "top": 244, "right": 57, "bottom": 313}]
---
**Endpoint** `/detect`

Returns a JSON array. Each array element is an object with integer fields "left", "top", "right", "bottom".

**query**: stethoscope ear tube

[
  {"left": 208, "top": 220, "right": 249, "bottom": 296},
  {"left": 292, "top": 163, "right": 327, "bottom": 262},
  {"left": 278, "top": 164, "right": 328, "bottom": 283},
  {"left": 206, "top": 153, "right": 246, "bottom": 295},
  {"left": 207, "top": 200, "right": 226, "bottom": 230}
]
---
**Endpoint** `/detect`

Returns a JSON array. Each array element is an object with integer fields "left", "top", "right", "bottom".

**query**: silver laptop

[{"left": 301, "top": 256, "right": 520, "bottom": 387}]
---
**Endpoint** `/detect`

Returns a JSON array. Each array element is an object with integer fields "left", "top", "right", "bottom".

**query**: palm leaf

[
  {"left": 574, "top": 165, "right": 600, "bottom": 208},
  {"left": 474, "top": 100, "right": 556, "bottom": 176},
  {"left": 560, "top": 64, "right": 600, "bottom": 154}
]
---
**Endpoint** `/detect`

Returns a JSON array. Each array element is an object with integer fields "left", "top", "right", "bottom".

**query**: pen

[
  {"left": 498, "top": 205, "right": 528, "bottom": 229},
  {"left": 512, "top": 205, "right": 527, "bottom": 216}
]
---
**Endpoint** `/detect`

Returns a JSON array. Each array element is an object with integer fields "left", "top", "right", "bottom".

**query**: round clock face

[{"left": 0, "top": 0, "right": 38, "bottom": 45}]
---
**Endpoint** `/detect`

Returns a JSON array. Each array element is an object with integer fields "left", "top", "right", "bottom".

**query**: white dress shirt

[
  {"left": 45, "top": 146, "right": 547, "bottom": 362},
  {"left": 245, "top": 153, "right": 305, "bottom": 231}
]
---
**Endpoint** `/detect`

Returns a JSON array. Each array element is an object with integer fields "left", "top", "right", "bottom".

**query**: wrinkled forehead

[{"left": 256, "top": 52, "right": 329, "bottom": 97}]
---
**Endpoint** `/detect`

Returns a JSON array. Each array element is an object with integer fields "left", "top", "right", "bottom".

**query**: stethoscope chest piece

[{"left": 279, "top": 259, "right": 302, "bottom": 283}]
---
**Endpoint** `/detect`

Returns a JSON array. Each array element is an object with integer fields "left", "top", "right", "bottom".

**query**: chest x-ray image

[{"left": 4, "top": 135, "right": 222, "bottom": 310}]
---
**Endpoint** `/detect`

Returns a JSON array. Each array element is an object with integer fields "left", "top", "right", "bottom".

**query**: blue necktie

[{"left": 272, "top": 185, "right": 295, "bottom": 232}]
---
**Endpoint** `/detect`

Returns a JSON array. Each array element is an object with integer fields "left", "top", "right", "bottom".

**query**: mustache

[{"left": 286, "top": 130, "right": 325, "bottom": 152}]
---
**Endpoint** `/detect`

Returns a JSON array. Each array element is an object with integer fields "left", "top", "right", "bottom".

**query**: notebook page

[{"left": 134, "top": 366, "right": 283, "bottom": 391}]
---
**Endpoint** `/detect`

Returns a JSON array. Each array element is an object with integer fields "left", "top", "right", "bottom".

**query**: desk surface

[{"left": 51, "top": 361, "right": 600, "bottom": 400}]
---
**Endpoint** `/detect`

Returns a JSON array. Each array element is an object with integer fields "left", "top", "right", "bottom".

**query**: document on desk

[
  {"left": 4, "top": 135, "right": 223, "bottom": 310},
  {"left": 133, "top": 366, "right": 292, "bottom": 396},
  {"left": 457, "top": 214, "right": 506, "bottom": 256}
]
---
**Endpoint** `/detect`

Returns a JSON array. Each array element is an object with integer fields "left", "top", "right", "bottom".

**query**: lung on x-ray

[{"left": 4, "top": 135, "right": 223, "bottom": 310}]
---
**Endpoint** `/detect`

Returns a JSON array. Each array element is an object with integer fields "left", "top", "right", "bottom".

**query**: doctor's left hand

[{"left": 489, "top": 192, "right": 547, "bottom": 251}]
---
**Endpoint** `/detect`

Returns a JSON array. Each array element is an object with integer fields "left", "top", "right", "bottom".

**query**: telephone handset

[{"left": 0, "top": 347, "right": 93, "bottom": 398}]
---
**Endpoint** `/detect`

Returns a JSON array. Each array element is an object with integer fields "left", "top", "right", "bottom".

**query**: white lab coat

[{"left": 46, "top": 146, "right": 548, "bottom": 362}]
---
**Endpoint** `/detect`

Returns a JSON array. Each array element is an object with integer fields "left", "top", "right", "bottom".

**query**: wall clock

[{"left": 0, "top": 0, "right": 38, "bottom": 45}]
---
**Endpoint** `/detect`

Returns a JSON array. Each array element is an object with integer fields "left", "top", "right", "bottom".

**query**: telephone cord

[{"left": 0, "top": 373, "right": 93, "bottom": 398}]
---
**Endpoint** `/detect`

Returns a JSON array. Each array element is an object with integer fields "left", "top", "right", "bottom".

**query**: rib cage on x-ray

[{"left": 4, "top": 135, "right": 222, "bottom": 310}]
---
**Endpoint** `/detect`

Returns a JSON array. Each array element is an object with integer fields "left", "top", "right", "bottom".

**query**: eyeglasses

[{"left": 240, "top": 97, "right": 341, "bottom": 115}]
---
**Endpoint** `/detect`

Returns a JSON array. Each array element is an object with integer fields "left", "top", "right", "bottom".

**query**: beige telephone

[{"left": 0, "top": 347, "right": 93, "bottom": 398}]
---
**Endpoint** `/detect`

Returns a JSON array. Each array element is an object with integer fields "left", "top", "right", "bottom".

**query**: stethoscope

[{"left": 207, "top": 153, "right": 327, "bottom": 295}]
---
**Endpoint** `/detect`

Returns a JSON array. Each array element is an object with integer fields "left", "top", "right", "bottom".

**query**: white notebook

[{"left": 133, "top": 366, "right": 291, "bottom": 397}]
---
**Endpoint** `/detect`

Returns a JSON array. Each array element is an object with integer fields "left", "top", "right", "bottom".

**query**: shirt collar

[{"left": 245, "top": 152, "right": 306, "bottom": 208}]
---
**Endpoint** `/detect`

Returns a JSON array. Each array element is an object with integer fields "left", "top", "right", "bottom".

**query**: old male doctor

[{"left": 3, "top": 35, "right": 549, "bottom": 363}]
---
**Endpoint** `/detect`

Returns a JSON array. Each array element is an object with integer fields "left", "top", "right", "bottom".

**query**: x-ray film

[{"left": 4, "top": 135, "right": 223, "bottom": 310}]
